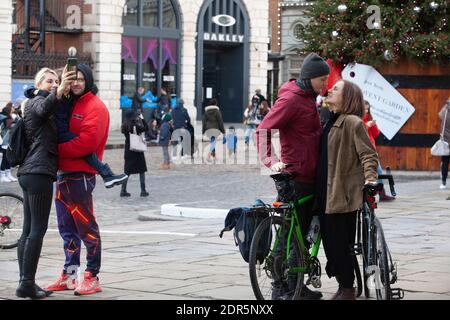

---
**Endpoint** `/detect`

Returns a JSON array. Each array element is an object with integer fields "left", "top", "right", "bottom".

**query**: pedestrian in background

[
  {"left": 132, "top": 86, "right": 151, "bottom": 115},
  {"left": 202, "top": 99, "right": 225, "bottom": 162},
  {"left": 159, "top": 113, "right": 173, "bottom": 170},
  {"left": 223, "top": 126, "right": 238, "bottom": 158},
  {"left": 171, "top": 98, "right": 191, "bottom": 161},
  {"left": 439, "top": 97, "right": 450, "bottom": 190},
  {"left": 243, "top": 103, "right": 261, "bottom": 147},
  {"left": 0, "top": 103, "right": 18, "bottom": 182},
  {"left": 120, "top": 109, "right": 149, "bottom": 197}
]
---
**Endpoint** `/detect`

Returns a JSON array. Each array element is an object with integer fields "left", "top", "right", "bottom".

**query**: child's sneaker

[
  {"left": 99, "top": 163, "right": 128, "bottom": 188},
  {"left": 74, "top": 272, "right": 102, "bottom": 296},
  {"left": 104, "top": 173, "right": 128, "bottom": 188},
  {"left": 45, "top": 271, "right": 78, "bottom": 291}
]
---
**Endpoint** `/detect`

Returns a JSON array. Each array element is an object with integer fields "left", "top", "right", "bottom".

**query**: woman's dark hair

[
  {"left": 364, "top": 100, "right": 372, "bottom": 121},
  {"left": 1, "top": 105, "right": 12, "bottom": 116},
  {"left": 121, "top": 109, "right": 138, "bottom": 134},
  {"left": 340, "top": 80, "right": 365, "bottom": 118},
  {"left": 208, "top": 99, "right": 218, "bottom": 106}
]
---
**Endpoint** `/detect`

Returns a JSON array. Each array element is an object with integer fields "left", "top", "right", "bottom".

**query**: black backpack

[
  {"left": 6, "top": 118, "right": 29, "bottom": 167},
  {"left": 220, "top": 206, "right": 271, "bottom": 263}
]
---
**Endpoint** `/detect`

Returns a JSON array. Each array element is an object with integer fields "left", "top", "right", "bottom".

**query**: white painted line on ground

[{"left": 44, "top": 228, "right": 197, "bottom": 237}]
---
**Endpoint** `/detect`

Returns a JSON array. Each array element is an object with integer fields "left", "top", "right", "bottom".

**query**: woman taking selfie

[{"left": 15, "top": 67, "right": 74, "bottom": 299}]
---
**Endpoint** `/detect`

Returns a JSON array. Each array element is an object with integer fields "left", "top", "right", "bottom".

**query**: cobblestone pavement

[{"left": 1, "top": 141, "right": 449, "bottom": 300}]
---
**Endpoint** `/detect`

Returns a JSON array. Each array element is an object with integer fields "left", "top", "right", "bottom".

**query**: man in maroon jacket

[{"left": 256, "top": 53, "right": 330, "bottom": 300}]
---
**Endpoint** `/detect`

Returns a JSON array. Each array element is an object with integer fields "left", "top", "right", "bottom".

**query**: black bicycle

[
  {"left": 0, "top": 193, "right": 23, "bottom": 249},
  {"left": 353, "top": 175, "right": 404, "bottom": 300}
]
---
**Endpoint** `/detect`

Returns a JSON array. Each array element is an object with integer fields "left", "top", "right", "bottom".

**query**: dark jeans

[
  {"left": 442, "top": 155, "right": 450, "bottom": 184},
  {"left": 1, "top": 149, "right": 11, "bottom": 170},
  {"left": 321, "top": 211, "right": 357, "bottom": 289}
]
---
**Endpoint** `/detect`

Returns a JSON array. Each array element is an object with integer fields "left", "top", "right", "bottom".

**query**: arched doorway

[
  {"left": 120, "top": 0, "right": 181, "bottom": 120},
  {"left": 195, "top": 0, "right": 250, "bottom": 122}
]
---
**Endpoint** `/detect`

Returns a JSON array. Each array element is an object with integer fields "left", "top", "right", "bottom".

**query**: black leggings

[
  {"left": 1, "top": 149, "right": 11, "bottom": 170},
  {"left": 441, "top": 156, "right": 450, "bottom": 184},
  {"left": 18, "top": 174, "right": 54, "bottom": 242}
]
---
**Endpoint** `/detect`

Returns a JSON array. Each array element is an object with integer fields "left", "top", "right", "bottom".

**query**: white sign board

[{"left": 342, "top": 63, "right": 415, "bottom": 140}]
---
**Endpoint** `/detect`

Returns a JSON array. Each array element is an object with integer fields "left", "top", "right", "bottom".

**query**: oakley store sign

[{"left": 203, "top": 33, "right": 244, "bottom": 43}]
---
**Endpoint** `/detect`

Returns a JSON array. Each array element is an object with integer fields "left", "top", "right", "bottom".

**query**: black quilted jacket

[{"left": 17, "top": 91, "right": 59, "bottom": 180}]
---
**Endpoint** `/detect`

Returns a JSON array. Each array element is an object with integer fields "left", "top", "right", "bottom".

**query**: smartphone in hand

[{"left": 67, "top": 57, "right": 78, "bottom": 80}]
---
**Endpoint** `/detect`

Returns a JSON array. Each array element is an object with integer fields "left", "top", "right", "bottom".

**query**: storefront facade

[
  {"left": 3, "top": 0, "right": 269, "bottom": 129},
  {"left": 119, "top": 0, "right": 269, "bottom": 125}
]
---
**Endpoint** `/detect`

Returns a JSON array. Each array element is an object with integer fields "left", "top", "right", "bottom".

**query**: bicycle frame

[{"left": 279, "top": 194, "right": 319, "bottom": 274}]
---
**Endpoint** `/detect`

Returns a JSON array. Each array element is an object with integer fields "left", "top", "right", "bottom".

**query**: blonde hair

[{"left": 34, "top": 67, "right": 58, "bottom": 87}]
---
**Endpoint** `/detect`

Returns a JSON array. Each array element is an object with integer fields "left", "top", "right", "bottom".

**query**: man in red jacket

[
  {"left": 256, "top": 53, "right": 330, "bottom": 300},
  {"left": 46, "top": 64, "right": 109, "bottom": 296}
]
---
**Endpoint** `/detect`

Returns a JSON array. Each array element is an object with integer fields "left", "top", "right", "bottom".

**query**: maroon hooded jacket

[{"left": 256, "top": 79, "right": 321, "bottom": 184}]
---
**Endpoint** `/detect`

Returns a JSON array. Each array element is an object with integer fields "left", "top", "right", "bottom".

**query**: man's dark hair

[{"left": 208, "top": 99, "right": 218, "bottom": 106}]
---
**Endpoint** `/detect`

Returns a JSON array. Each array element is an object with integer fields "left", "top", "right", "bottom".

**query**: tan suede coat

[{"left": 326, "top": 114, "right": 379, "bottom": 214}]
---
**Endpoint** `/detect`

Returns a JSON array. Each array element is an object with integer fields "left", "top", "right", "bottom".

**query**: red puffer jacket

[
  {"left": 58, "top": 92, "right": 110, "bottom": 173},
  {"left": 256, "top": 80, "right": 321, "bottom": 184}
]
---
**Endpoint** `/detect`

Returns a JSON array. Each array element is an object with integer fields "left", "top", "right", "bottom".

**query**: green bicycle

[{"left": 248, "top": 171, "right": 363, "bottom": 300}]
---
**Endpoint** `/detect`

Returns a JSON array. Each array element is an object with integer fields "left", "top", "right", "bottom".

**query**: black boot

[
  {"left": 140, "top": 173, "right": 149, "bottom": 197},
  {"left": 140, "top": 183, "right": 149, "bottom": 197},
  {"left": 16, "top": 238, "right": 46, "bottom": 299},
  {"left": 99, "top": 163, "right": 128, "bottom": 189},
  {"left": 120, "top": 179, "right": 131, "bottom": 197}
]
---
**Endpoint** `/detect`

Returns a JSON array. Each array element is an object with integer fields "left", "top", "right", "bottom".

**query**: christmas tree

[{"left": 299, "top": 0, "right": 449, "bottom": 66}]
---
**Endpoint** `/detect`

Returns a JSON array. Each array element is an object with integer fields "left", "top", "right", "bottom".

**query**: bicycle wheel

[
  {"left": 374, "top": 217, "right": 391, "bottom": 300},
  {"left": 0, "top": 193, "right": 24, "bottom": 249},
  {"left": 361, "top": 205, "right": 371, "bottom": 298},
  {"left": 249, "top": 216, "right": 304, "bottom": 300}
]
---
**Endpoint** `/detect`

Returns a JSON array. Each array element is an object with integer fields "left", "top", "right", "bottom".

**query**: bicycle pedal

[
  {"left": 311, "top": 276, "right": 322, "bottom": 289},
  {"left": 390, "top": 288, "right": 404, "bottom": 300},
  {"left": 350, "top": 244, "right": 362, "bottom": 256}
]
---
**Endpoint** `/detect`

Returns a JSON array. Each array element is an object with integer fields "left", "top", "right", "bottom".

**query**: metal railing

[{"left": 12, "top": 50, "right": 92, "bottom": 79}]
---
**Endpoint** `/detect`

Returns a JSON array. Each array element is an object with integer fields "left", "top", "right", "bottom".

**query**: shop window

[
  {"left": 163, "top": 0, "right": 176, "bottom": 29},
  {"left": 123, "top": 0, "right": 138, "bottom": 26},
  {"left": 143, "top": 0, "right": 158, "bottom": 27},
  {"left": 121, "top": 36, "right": 138, "bottom": 108}
]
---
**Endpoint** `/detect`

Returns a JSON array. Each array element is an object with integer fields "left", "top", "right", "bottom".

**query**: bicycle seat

[{"left": 270, "top": 172, "right": 297, "bottom": 182}]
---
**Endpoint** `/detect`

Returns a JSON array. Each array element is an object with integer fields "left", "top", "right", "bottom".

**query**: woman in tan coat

[{"left": 316, "top": 80, "right": 378, "bottom": 300}]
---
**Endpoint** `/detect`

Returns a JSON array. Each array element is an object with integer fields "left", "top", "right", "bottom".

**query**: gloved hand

[{"left": 270, "top": 162, "right": 286, "bottom": 172}]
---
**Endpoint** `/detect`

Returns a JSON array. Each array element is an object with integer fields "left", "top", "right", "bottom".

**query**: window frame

[{"left": 122, "top": 0, "right": 181, "bottom": 101}]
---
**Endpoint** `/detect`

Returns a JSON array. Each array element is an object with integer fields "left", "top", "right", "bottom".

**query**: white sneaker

[
  {"left": 5, "top": 169, "right": 17, "bottom": 182},
  {"left": 440, "top": 184, "right": 447, "bottom": 190},
  {"left": 0, "top": 171, "right": 12, "bottom": 183}
]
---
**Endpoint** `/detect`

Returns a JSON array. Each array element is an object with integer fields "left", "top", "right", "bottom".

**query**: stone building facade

[{"left": 3, "top": 0, "right": 270, "bottom": 130}]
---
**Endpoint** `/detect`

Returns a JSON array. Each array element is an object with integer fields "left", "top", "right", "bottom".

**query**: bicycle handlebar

[{"left": 363, "top": 174, "right": 396, "bottom": 198}]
